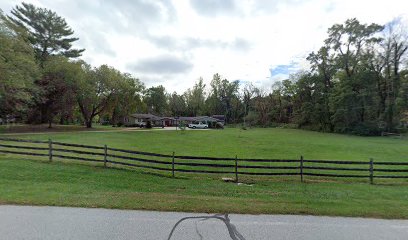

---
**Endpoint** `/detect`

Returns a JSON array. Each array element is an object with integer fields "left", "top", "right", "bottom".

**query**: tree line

[
  {"left": 143, "top": 18, "right": 408, "bottom": 135},
  {"left": 0, "top": 3, "right": 144, "bottom": 128},
  {"left": 1, "top": 3, "right": 408, "bottom": 134}
]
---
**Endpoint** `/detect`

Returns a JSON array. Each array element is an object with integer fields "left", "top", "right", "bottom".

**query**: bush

[
  {"left": 215, "top": 122, "right": 224, "bottom": 129},
  {"left": 396, "top": 128, "right": 408, "bottom": 134},
  {"left": 281, "top": 123, "right": 298, "bottom": 129},
  {"left": 300, "top": 124, "right": 322, "bottom": 131},
  {"left": 244, "top": 111, "right": 259, "bottom": 127},
  {"left": 350, "top": 122, "right": 381, "bottom": 136},
  {"left": 124, "top": 123, "right": 139, "bottom": 127},
  {"left": 267, "top": 122, "right": 298, "bottom": 129},
  {"left": 146, "top": 121, "right": 152, "bottom": 129}
]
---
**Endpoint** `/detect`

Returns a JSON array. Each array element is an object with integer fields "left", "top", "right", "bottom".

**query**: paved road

[{"left": 1, "top": 205, "right": 407, "bottom": 240}]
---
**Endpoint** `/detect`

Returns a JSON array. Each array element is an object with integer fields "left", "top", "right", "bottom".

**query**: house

[
  {"left": 196, "top": 116, "right": 222, "bottom": 128},
  {"left": 177, "top": 116, "right": 223, "bottom": 128},
  {"left": 177, "top": 117, "right": 198, "bottom": 125},
  {"left": 212, "top": 115, "right": 225, "bottom": 125},
  {"left": 123, "top": 113, "right": 162, "bottom": 127},
  {"left": 161, "top": 117, "right": 177, "bottom": 126},
  {"left": 123, "top": 113, "right": 225, "bottom": 128}
]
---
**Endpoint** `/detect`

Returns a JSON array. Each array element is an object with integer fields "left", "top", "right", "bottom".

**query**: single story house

[
  {"left": 212, "top": 115, "right": 225, "bottom": 124},
  {"left": 123, "top": 113, "right": 226, "bottom": 128},
  {"left": 196, "top": 116, "right": 222, "bottom": 128},
  {"left": 177, "top": 116, "right": 223, "bottom": 128},
  {"left": 177, "top": 117, "right": 198, "bottom": 125},
  {"left": 123, "top": 113, "right": 162, "bottom": 126},
  {"left": 161, "top": 117, "right": 177, "bottom": 126}
]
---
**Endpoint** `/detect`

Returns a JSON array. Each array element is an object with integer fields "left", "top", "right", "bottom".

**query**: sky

[{"left": 1, "top": 0, "right": 408, "bottom": 93}]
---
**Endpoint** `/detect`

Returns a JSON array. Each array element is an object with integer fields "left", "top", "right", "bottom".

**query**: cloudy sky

[{"left": 1, "top": 0, "right": 408, "bottom": 93}]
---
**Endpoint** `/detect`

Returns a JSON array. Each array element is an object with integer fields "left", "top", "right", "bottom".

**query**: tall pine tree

[{"left": 8, "top": 2, "right": 84, "bottom": 66}]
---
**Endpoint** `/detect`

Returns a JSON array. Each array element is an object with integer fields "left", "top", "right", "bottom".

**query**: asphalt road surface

[{"left": 1, "top": 205, "right": 407, "bottom": 240}]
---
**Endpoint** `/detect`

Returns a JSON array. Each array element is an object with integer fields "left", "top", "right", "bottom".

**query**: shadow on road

[{"left": 167, "top": 214, "right": 246, "bottom": 240}]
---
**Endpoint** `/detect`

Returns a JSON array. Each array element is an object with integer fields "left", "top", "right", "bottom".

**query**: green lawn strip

[
  {"left": 0, "top": 124, "right": 122, "bottom": 134},
  {"left": 1, "top": 156, "right": 408, "bottom": 219},
  {"left": 1, "top": 128, "right": 407, "bottom": 181},
  {"left": 6, "top": 128, "right": 407, "bottom": 162}
]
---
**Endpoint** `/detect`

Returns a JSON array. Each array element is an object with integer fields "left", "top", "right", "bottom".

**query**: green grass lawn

[
  {"left": 1, "top": 127, "right": 408, "bottom": 218},
  {"left": 0, "top": 123, "right": 121, "bottom": 134},
  {"left": 7, "top": 127, "right": 408, "bottom": 161},
  {"left": 1, "top": 156, "right": 408, "bottom": 219}
]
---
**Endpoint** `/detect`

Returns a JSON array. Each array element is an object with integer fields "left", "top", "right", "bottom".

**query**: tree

[
  {"left": 324, "top": 18, "right": 384, "bottom": 132},
  {"left": 380, "top": 20, "right": 408, "bottom": 130},
  {"left": 325, "top": 18, "right": 383, "bottom": 78},
  {"left": 8, "top": 2, "right": 84, "bottom": 65},
  {"left": 242, "top": 83, "right": 257, "bottom": 126},
  {"left": 106, "top": 74, "right": 144, "bottom": 125},
  {"left": 168, "top": 92, "right": 187, "bottom": 116},
  {"left": 307, "top": 46, "right": 336, "bottom": 89},
  {"left": 397, "top": 70, "right": 408, "bottom": 124},
  {"left": 0, "top": 11, "right": 39, "bottom": 121},
  {"left": 206, "top": 74, "right": 224, "bottom": 115},
  {"left": 185, "top": 78, "right": 206, "bottom": 116},
  {"left": 252, "top": 87, "right": 270, "bottom": 126},
  {"left": 76, "top": 65, "right": 122, "bottom": 128},
  {"left": 38, "top": 56, "right": 83, "bottom": 127},
  {"left": 144, "top": 85, "right": 168, "bottom": 115},
  {"left": 205, "top": 74, "right": 240, "bottom": 123}
]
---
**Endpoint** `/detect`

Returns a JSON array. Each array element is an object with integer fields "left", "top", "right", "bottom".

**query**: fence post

[
  {"left": 235, "top": 155, "right": 238, "bottom": 183},
  {"left": 300, "top": 155, "right": 304, "bottom": 183},
  {"left": 104, "top": 144, "right": 108, "bottom": 168},
  {"left": 172, "top": 151, "right": 175, "bottom": 178},
  {"left": 48, "top": 139, "right": 53, "bottom": 162},
  {"left": 369, "top": 158, "right": 374, "bottom": 185}
]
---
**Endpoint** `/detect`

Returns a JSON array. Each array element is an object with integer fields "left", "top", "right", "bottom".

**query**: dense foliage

[
  {"left": 0, "top": 5, "right": 144, "bottom": 128},
  {"left": 1, "top": 3, "right": 407, "bottom": 135},
  {"left": 125, "top": 18, "right": 408, "bottom": 135}
]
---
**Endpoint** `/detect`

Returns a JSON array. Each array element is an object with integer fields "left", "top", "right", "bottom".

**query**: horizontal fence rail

[{"left": 0, "top": 137, "right": 407, "bottom": 184}]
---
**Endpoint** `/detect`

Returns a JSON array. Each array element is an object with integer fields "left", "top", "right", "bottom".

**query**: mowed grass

[
  {"left": 1, "top": 156, "right": 408, "bottom": 218},
  {"left": 1, "top": 127, "right": 408, "bottom": 218},
  {"left": 7, "top": 127, "right": 408, "bottom": 161},
  {"left": 0, "top": 123, "right": 120, "bottom": 134}
]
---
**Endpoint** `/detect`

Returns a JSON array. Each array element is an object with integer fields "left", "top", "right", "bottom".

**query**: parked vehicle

[{"left": 188, "top": 121, "right": 208, "bottom": 129}]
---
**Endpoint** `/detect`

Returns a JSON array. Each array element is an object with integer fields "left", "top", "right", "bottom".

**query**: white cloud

[{"left": 1, "top": 0, "right": 408, "bottom": 93}]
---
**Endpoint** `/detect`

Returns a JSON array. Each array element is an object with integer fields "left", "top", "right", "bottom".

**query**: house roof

[
  {"left": 212, "top": 115, "right": 225, "bottom": 120},
  {"left": 130, "top": 113, "right": 161, "bottom": 120},
  {"left": 196, "top": 116, "right": 220, "bottom": 122},
  {"left": 178, "top": 116, "right": 197, "bottom": 121},
  {"left": 176, "top": 116, "right": 221, "bottom": 122},
  {"left": 161, "top": 117, "right": 176, "bottom": 120},
  {"left": 129, "top": 114, "right": 222, "bottom": 122}
]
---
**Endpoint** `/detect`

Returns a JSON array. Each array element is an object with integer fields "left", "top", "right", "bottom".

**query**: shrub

[
  {"left": 215, "top": 122, "right": 224, "bottom": 129},
  {"left": 350, "top": 122, "right": 381, "bottom": 136}
]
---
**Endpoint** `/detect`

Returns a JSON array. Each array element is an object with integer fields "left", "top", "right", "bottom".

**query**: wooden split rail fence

[{"left": 0, "top": 137, "right": 407, "bottom": 184}]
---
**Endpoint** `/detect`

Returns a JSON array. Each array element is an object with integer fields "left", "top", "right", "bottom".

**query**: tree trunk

[
  {"left": 85, "top": 120, "right": 92, "bottom": 128},
  {"left": 360, "top": 102, "right": 365, "bottom": 123},
  {"left": 40, "top": 104, "right": 48, "bottom": 123}
]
